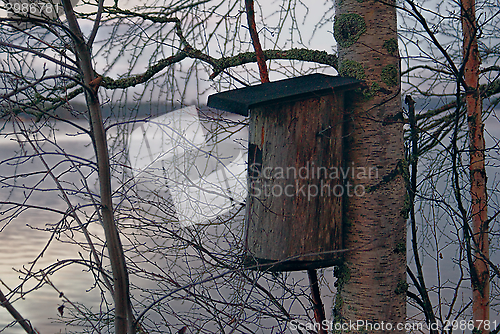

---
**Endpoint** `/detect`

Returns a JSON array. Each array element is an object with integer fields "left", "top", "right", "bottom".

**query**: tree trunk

[
  {"left": 462, "top": 0, "right": 489, "bottom": 331},
  {"left": 333, "top": 0, "right": 406, "bottom": 331},
  {"left": 61, "top": 1, "right": 134, "bottom": 333}
]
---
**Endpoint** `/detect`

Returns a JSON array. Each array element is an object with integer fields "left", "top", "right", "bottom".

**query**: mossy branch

[
  {"left": 3, "top": 48, "right": 338, "bottom": 119},
  {"left": 101, "top": 48, "right": 338, "bottom": 89}
]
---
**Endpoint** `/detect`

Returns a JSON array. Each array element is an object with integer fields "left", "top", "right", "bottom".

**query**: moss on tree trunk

[{"left": 333, "top": 0, "right": 406, "bottom": 331}]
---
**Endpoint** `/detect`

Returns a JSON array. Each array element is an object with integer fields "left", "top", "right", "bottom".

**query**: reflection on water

[
  {"left": 0, "top": 116, "right": 329, "bottom": 334},
  {"left": 1, "top": 113, "right": 498, "bottom": 333},
  {"left": 0, "top": 219, "right": 105, "bottom": 333},
  {"left": 0, "top": 119, "right": 107, "bottom": 333}
]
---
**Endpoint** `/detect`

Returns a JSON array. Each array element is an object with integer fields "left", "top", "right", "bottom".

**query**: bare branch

[{"left": 0, "top": 288, "right": 38, "bottom": 334}]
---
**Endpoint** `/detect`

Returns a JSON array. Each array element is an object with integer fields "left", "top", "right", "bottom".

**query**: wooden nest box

[{"left": 208, "top": 73, "right": 360, "bottom": 271}]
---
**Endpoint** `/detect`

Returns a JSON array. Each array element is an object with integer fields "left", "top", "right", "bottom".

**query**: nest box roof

[{"left": 207, "top": 73, "right": 361, "bottom": 116}]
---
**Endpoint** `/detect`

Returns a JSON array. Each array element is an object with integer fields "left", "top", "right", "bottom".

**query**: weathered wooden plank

[{"left": 245, "top": 93, "right": 344, "bottom": 271}]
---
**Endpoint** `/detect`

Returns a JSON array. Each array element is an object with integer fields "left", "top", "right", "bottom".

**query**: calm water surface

[
  {"left": 1, "top": 114, "right": 499, "bottom": 333},
  {"left": 0, "top": 119, "right": 108, "bottom": 333}
]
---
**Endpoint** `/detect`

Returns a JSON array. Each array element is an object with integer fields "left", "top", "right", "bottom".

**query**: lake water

[
  {"left": 0, "top": 112, "right": 498, "bottom": 333},
  {"left": 0, "top": 116, "right": 332, "bottom": 334},
  {"left": 0, "top": 118, "right": 105, "bottom": 333}
]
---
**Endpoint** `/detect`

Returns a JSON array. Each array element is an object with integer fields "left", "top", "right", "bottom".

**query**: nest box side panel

[{"left": 245, "top": 93, "right": 343, "bottom": 270}]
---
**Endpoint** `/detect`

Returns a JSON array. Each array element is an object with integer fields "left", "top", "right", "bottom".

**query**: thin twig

[{"left": 87, "top": 0, "right": 105, "bottom": 47}]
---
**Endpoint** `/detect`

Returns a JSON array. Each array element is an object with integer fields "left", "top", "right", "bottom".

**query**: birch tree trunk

[{"left": 333, "top": 0, "right": 406, "bottom": 330}]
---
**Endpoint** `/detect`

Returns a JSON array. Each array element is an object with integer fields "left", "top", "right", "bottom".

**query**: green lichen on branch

[
  {"left": 13, "top": 47, "right": 338, "bottom": 118},
  {"left": 334, "top": 13, "right": 366, "bottom": 48},
  {"left": 394, "top": 280, "right": 409, "bottom": 295},
  {"left": 333, "top": 262, "right": 351, "bottom": 322},
  {"left": 98, "top": 8, "right": 340, "bottom": 84},
  {"left": 401, "top": 193, "right": 411, "bottom": 219},
  {"left": 394, "top": 242, "right": 406, "bottom": 254},
  {"left": 102, "top": 53, "right": 188, "bottom": 89},
  {"left": 383, "top": 38, "right": 398, "bottom": 55},
  {"left": 339, "top": 59, "right": 365, "bottom": 80},
  {"left": 101, "top": 48, "right": 339, "bottom": 89},
  {"left": 361, "top": 82, "right": 381, "bottom": 100},
  {"left": 381, "top": 64, "right": 399, "bottom": 87},
  {"left": 334, "top": 262, "right": 351, "bottom": 288},
  {"left": 214, "top": 48, "right": 338, "bottom": 78}
]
